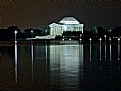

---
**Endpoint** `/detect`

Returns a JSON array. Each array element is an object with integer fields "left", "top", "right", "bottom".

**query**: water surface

[{"left": 1, "top": 40, "right": 121, "bottom": 91}]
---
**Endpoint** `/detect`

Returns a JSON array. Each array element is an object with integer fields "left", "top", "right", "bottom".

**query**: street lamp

[
  {"left": 109, "top": 37, "right": 111, "bottom": 41},
  {"left": 31, "top": 30, "right": 33, "bottom": 38},
  {"left": 99, "top": 38, "right": 102, "bottom": 41},
  {"left": 118, "top": 38, "right": 120, "bottom": 41},
  {"left": 89, "top": 38, "right": 92, "bottom": 41},
  {"left": 104, "top": 35, "right": 106, "bottom": 40},
  {"left": 69, "top": 38, "right": 71, "bottom": 41},
  {"left": 15, "top": 30, "right": 17, "bottom": 41}
]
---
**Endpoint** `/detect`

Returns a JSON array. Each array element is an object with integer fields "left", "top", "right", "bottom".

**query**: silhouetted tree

[
  {"left": 111, "top": 26, "right": 121, "bottom": 37},
  {"left": 24, "top": 28, "right": 43, "bottom": 38},
  {"left": 82, "top": 31, "right": 91, "bottom": 40},
  {"left": 90, "top": 27, "right": 98, "bottom": 39},
  {"left": 97, "top": 26, "right": 107, "bottom": 38},
  {"left": 7, "top": 26, "right": 21, "bottom": 40},
  {"left": 0, "top": 26, "right": 22, "bottom": 40}
]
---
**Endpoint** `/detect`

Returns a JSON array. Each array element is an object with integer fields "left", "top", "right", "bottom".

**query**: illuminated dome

[
  {"left": 59, "top": 17, "right": 80, "bottom": 24},
  {"left": 60, "top": 17, "right": 78, "bottom": 21}
]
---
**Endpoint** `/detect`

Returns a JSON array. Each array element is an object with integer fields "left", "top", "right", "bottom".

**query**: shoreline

[{"left": 0, "top": 39, "right": 120, "bottom": 46}]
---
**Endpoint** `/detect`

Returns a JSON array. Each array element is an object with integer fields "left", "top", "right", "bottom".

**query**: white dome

[
  {"left": 60, "top": 17, "right": 78, "bottom": 21},
  {"left": 59, "top": 17, "right": 80, "bottom": 24}
]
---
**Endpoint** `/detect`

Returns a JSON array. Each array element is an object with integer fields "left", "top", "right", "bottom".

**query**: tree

[
  {"left": 111, "top": 26, "right": 121, "bottom": 37},
  {"left": 90, "top": 27, "right": 98, "bottom": 39},
  {"left": 97, "top": 26, "right": 107, "bottom": 38},
  {"left": 24, "top": 28, "right": 43, "bottom": 38},
  {"left": 7, "top": 26, "right": 21, "bottom": 40}
]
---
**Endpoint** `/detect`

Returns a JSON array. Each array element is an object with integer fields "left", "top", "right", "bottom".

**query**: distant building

[{"left": 49, "top": 17, "right": 84, "bottom": 36}]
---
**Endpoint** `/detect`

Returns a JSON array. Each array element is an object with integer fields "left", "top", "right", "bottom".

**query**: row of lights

[
  {"left": 15, "top": 30, "right": 120, "bottom": 41},
  {"left": 62, "top": 37, "right": 120, "bottom": 41}
]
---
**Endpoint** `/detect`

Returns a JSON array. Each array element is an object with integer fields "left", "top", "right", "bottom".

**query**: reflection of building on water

[
  {"left": 49, "top": 17, "right": 84, "bottom": 36},
  {"left": 34, "top": 44, "right": 84, "bottom": 88},
  {"left": 49, "top": 45, "right": 83, "bottom": 89},
  {"left": 2, "top": 42, "right": 121, "bottom": 90}
]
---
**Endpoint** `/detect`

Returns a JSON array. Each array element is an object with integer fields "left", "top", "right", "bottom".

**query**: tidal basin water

[{"left": 1, "top": 40, "right": 121, "bottom": 91}]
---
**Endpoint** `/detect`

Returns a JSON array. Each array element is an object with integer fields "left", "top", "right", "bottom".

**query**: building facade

[{"left": 49, "top": 17, "right": 84, "bottom": 36}]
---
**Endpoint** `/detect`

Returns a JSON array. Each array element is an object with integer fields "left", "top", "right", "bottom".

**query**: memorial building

[{"left": 49, "top": 17, "right": 84, "bottom": 36}]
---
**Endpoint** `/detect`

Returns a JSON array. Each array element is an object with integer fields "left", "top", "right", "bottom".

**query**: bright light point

[
  {"left": 69, "top": 38, "right": 71, "bottom": 41},
  {"left": 80, "top": 38, "right": 82, "bottom": 41},
  {"left": 15, "top": 31, "right": 17, "bottom": 34},
  {"left": 89, "top": 38, "right": 92, "bottom": 41},
  {"left": 62, "top": 38, "right": 64, "bottom": 41},
  {"left": 109, "top": 37, "right": 111, "bottom": 41},
  {"left": 31, "top": 30, "right": 33, "bottom": 33},
  {"left": 104, "top": 35, "right": 106, "bottom": 38},
  {"left": 118, "top": 38, "right": 120, "bottom": 41},
  {"left": 99, "top": 38, "right": 102, "bottom": 41}
]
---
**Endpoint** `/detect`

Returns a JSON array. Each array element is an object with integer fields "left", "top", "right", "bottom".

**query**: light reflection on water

[
  {"left": 15, "top": 41, "right": 18, "bottom": 83},
  {"left": 31, "top": 41, "right": 34, "bottom": 82},
  {"left": 104, "top": 41, "right": 106, "bottom": 60},
  {"left": 49, "top": 45, "right": 83, "bottom": 90},
  {"left": 1, "top": 41, "right": 121, "bottom": 91},
  {"left": 89, "top": 40, "right": 92, "bottom": 71},
  {"left": 118, "top": 40, "right": 120, "bottom": 60}
]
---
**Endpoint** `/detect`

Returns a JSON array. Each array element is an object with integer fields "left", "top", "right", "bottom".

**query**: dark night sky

[{"left": 1, "top": 0, "right": 121, "bottom": 30}]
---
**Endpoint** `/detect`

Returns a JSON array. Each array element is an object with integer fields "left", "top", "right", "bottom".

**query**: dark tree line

[
  {"left": 82, "top": 26, "right": 121, "bottom": 40},
  {"left": 0, "top": 26, "right": 22, "bottom": 40},
  {"left": 0, "top": 26, "right": 49, "bottom": 40},
  {"left": 111, "top": 26, "right": 121, "bottom": 37},
  {"left": 0, "top": 26, "right": 121, "bottom": 40}
]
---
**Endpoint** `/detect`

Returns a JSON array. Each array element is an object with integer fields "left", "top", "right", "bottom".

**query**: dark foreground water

[{"left": 0, "top": 40, "right": 121, "bottom": 91}]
